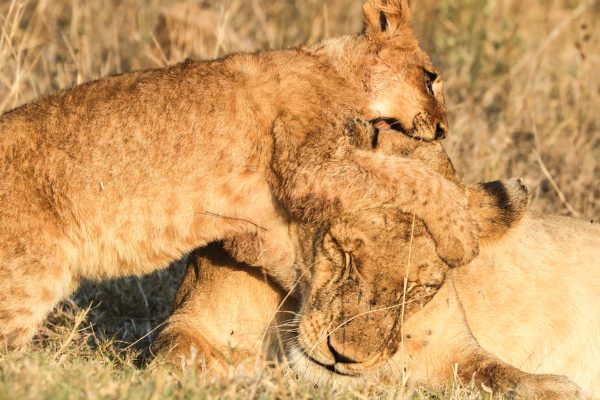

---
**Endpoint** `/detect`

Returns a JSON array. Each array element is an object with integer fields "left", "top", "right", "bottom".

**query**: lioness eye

[{"left": 423, "top": 69, "right": 438, "bottom": 95}]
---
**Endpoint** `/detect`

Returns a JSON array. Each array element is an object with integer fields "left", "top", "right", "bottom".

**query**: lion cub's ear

[
  {"left": 466, "top": 178, "right": 529, "bottom": 242},
  {"left": 363, "top": 0, "right": 415, "bottom": 41}
]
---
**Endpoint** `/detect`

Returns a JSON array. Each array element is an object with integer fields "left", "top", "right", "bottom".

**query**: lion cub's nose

[{"left": 327, "top": 336, "right": 360, "bottom": 364}]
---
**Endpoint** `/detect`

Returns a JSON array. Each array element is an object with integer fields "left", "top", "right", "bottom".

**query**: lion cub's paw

[
  {"left": 515, "top": 374, "right": 584, "bottom": 400},
  {"left": 433, "top": 212, "right": 480, "bottom": 268},
  {"left": 437, "top": 177, "right": 529, "bottom": 266},
  {"left": 421, "top": 175, "right": 480, "bottom": 268},
  {"left": 345, "top": 116, "right": 376, "bottom": 149}
]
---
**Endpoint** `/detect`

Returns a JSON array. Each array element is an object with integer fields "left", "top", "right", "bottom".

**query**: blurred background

[{"left": 0, "top": 0, "right": 598, "bottom": 352}]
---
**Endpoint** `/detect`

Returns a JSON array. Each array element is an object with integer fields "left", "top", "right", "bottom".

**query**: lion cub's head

[
  {"left": 313, "top": 0, "right": 448, "bottom": 141},
  {"left": 364, "top": 0, "right": 448, "bottom": 141}
]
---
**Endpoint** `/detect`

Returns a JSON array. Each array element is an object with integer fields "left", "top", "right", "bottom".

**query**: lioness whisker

[
  {"left": 307, "top": 319, "right": 336, "bottom": 359},
  {"left": 275, "top": 310, "right": 303, "bottom": 317},
  {"left": 307, "top": 289, "right": 439, "bottom": 357},
  {"left": 258, "top": 262, "right": 314, "bottom": 372}
]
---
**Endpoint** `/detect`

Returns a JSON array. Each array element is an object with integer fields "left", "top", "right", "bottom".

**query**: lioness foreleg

[
  {"left": 154, "top": 244, "right": 290, "bottom": 375},
  {"left": 457, "top": 353, "right": 584, "bottom": 399}
]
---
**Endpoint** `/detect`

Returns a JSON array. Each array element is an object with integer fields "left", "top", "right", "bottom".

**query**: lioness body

[
  {"left": 162, "top": 214, "right": 597, "bottom": 398},
  {"left": 158, "top": 127, "right": 592, "bottom": 398},
  {"left": 0, "top": 0, "right": 482, "bottom": 349},
  {"left": 449, "top": 215, "right": 600, "bottom": 395},
  {"left": 384, "top": 214, "right": 599, "bottom": 398}
]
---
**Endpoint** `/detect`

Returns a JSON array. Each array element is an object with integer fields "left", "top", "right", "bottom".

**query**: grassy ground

[{"left": 0, "top": 0, "right": 598, "bottom": 398}]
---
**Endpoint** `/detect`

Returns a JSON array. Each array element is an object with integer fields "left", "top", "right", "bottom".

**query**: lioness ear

[
  {"left": 363, "top": 0, "right": 413, "bottom": 40},
  {"left": 466, "top": 178, "right": 529, "bottom": 242}
]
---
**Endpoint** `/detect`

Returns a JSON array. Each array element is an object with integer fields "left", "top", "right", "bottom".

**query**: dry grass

[{"left": 0, "top": 0, "right": 598, "bottom": 398}]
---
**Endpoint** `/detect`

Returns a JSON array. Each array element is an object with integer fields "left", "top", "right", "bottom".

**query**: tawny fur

[
  {"left": 221, "top": 121, "right": 527, "bottom": 289},
  {"left": 0, "top": 0, "right": 479, "bottom": 349},
  {"left": 156, "top": 129, "right": 595, "bottom": 398}
]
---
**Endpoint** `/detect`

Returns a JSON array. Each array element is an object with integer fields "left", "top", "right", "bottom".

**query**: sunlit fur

[
  {"left": 0, "top": 0, "right": 476, "bottom": 350},
  {"left": 153, "top": 130, "right": 592, "bottom": 398}
]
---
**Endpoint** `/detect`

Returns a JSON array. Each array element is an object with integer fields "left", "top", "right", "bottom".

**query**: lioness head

[
  {"left": 284, "top": 134, "right": 528, "bottom": 380},
  {"left": 290, "top": 208, "right": 446, "bottom": 378}
]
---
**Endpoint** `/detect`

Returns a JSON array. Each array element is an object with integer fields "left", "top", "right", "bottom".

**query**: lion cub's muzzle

[
  {"left": 410, "top": 111, "right": 447, "bottom": 141},
  {"left": 371, "top": 112, "right": 447, "bottom": 141}
]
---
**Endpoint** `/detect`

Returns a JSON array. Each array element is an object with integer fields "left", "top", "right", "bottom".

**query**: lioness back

[{"left": 453, "top": 214, "right": 600, "bottom": 397}]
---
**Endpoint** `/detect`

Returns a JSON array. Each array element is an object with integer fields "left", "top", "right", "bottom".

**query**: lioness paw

[{"left": 515, "top": 374, "right": 584, "bottom": 400}]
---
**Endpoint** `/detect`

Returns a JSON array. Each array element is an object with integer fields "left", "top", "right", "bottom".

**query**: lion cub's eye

[{"left": 423, "top": 69, "right": 438, "bottom": 96}]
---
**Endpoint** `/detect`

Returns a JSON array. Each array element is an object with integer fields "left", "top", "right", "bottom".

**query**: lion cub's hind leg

[{"left": 0, "top": 233, "right": 75, "bottom": 351}]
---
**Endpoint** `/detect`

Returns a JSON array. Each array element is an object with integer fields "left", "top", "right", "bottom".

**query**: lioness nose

[
  {"left": 327, "top": 336, "right": 359, "bottom": 364},
  {"left": 435, "top": 122, "right": 447, "bottom": 139}
]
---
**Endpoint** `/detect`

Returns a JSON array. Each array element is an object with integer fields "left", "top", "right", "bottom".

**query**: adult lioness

[
  {"left": 0, "top": 0, "right": 481, "bottom": 350},
  {"left": 157, "top": 130, "right": 596, "bottom": 398}
]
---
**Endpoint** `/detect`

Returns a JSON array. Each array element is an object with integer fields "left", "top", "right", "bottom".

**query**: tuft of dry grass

[{"left": 0, "top": 0, "right": 598, "bottom": 398}]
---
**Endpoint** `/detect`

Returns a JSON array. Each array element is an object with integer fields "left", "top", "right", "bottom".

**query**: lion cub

[{"left": 0, "top": 0, "right": 480, "bottom": 350}]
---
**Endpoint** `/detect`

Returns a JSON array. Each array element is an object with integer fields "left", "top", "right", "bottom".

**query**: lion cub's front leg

[
  {"left": 229, "top": 117, "right": 528, "bottom": 275},
  {"left": 271, "top": 117, "right": 479, "bottom": 267},
  {"left": 345, "top": 119, "right": 529, "bottom": 243}
]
